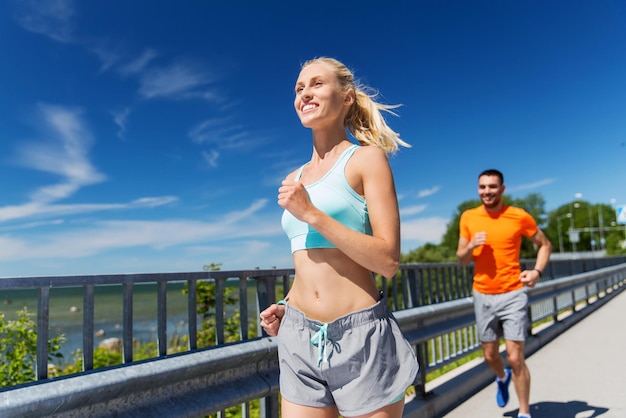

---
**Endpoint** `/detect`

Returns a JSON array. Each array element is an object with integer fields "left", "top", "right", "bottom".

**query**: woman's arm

[{"left": 278, "top": 146, "right": 400, "bottom": 278}]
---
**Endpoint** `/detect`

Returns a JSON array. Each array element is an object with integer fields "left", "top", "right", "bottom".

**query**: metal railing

[{"left": 0, "top": 257, "right": 625, "bottom": 417}]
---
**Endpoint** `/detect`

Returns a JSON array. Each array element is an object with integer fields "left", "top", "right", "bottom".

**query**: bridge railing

[
  {"left": 0, "top": 256, "right": 622, "bottom": 382},
  {"left": 0, "top": 257, "right": 625, "bottom": 417}
]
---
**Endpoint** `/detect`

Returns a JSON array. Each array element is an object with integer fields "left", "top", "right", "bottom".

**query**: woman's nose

[{"left": 301, "top": 86, "right": 312, "bottom": 99}]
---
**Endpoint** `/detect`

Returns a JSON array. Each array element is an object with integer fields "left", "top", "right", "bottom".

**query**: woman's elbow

[{"left": 380, "top": 257, "right": 400, "bottom": 279}]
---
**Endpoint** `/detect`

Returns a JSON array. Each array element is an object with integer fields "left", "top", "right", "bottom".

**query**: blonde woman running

[{"left": 260, "top": 57, "right": 418, "bottom": 418}]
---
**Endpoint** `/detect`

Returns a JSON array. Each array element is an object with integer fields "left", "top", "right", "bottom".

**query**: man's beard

[{"left": 482, "top": 196, "right": 500, "bottom": 208}]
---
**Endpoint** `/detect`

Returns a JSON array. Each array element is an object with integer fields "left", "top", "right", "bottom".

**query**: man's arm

[
  {"left": 456, "top": 232, "right": 487, "bottom": 266},
  {"left": 520, "top": 228, "right": 552, "bottom": 287},
  {"left": 530, "top": 228, "right": 552, "bottom": 271},
  {"left": 457, "top": 236, "right": 473, "bottom": 266}
]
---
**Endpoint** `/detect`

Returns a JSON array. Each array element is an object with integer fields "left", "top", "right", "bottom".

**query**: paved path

[{"left": 443, "top": 288, "right": 626, "bottom": 418}]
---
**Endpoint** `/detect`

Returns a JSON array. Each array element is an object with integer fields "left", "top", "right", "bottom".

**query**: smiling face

[
  {"left": 294, "top": 62, "right": 353, "bottom": 129},
  {"left": 478, "top": 174, "right": 505, "bottom": 211}
]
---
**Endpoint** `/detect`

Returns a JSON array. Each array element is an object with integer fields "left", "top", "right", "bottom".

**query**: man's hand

[
  {"left": 469, "top": 232, "right": 487, "bottom": 249},
  {"left": 520, "top": 269, "right": 541, "bottom": 287}
]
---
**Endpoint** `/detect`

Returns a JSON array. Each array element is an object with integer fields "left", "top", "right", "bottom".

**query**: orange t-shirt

[{"left": 459, "top": 205, "right": 538, "bottom": 294}]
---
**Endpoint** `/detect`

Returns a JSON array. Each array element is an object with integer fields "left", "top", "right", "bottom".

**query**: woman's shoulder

[
  {"left": 284, "top": 166, "right": 301, "bottom": 181},
  {"left": 351, "top": 144, "right": 388, "bottom": 162},
  {"left": 350, "top": 145, "right": 390, "bottom": 171}
]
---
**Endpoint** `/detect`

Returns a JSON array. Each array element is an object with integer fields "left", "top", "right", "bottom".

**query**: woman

[{"left": 260, "top": 57, "right": 418, "bottom": 418}]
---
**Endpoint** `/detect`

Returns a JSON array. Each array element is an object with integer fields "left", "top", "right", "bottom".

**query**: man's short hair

[{"left": 479, "top": 169, "right": 504, "bottom": 185}]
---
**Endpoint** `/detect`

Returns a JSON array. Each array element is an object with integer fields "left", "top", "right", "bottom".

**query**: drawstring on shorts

[{"left": 310, "top": 323, "right": 329, "bottom": 366}]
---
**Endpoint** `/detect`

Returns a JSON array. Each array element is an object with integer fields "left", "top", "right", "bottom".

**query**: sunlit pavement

[{"left": 443, "top": 288, "right": 626, "bottom": 418}]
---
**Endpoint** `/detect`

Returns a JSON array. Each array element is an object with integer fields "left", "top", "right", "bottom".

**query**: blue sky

[{"left": 1, "top": 1, "right": 625, "bottom": 277}]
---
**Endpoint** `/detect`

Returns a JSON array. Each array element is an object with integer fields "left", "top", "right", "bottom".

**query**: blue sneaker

[{"left": 496, "top": 368, "right": 512, "bottom": 407}]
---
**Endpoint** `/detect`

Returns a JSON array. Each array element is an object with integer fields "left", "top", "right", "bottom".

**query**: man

[{"left": 457, "top": 169, "right": 552, "bottom": 418}]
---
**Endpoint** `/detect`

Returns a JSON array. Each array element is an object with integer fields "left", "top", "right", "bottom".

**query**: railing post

[
  {"left": 36, "top": 286, "right": 50, "bottom": 381},
  {"left": 259, "top": 395, "right": 280, "bottom": 418},
  {"left": 414, "top": 343, "right": 430, "bottom": 398},
  {"left": 187, "top": 278, "right": 198, "bottom": 350},
  {"left": 255, "top": 275, "right": 277, "bottom": 333},
  {"left": 157, "top": 280, "right": 168, "bottom": 356},
  {"left": 239, "top": 275, "right": 250, "bottom": 340},
  {"left": 215, "top": 277, "right": 226, "bottom": 346},
  {"left": 255, "top": 274, "right": 280, "bottom": 418},
  {"left": 83, "top": 283, "right": 95, "bottom": 370},
  {"left": 551, "top": 295, "right": 558, "bottom": 323},
  {"left": 405, "top": 268, "right": 419, "bottom": 308},
  {"left": 122, "top": 281, "right": 134, "bottom": 363}
]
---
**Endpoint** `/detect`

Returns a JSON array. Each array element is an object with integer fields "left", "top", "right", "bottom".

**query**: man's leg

[
  {"left": 505, "top": 339, "right": 530, "bottom": 415},
  {"left": 482, "top": 340, "right": 506, "bottom": 379},
  {"left": 482, "top": 340, "right": 513, "bottom": 408}
]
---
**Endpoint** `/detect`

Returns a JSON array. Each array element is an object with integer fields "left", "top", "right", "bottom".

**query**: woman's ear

[{"left": 344, "top": 89, "right": 355, "bottom": 106}]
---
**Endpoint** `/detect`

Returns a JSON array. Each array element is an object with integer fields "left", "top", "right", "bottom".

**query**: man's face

[{"left": 478, "top": 175, "right": 505, "bottom": 209}]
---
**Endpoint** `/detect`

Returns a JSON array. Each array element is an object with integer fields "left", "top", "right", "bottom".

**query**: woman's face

[{"left": 294, "top": 62, "right": 352, "bottom": 129}]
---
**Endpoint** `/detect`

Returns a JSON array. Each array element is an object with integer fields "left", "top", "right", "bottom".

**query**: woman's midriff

[{"left": 287, "top": 249, "right": 380, "bottom": 323}]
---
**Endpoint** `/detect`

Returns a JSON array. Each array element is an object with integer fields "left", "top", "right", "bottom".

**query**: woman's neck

[{"left": 310, "top": 130, "right": 351, "bottom": 161}]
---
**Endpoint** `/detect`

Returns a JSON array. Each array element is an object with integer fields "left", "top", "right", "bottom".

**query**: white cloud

[
  {"left": 130, "top": 197, "right": 178, "bottom": 208},
  {"left": 0, "top": 198, "right": 178, "bottom": 223},
  {"left": 16, "top": 104, "right": 105, "bottom": 204},
  {"left": 118, "top": 48, "right": 158, "bottom": 76},
  {"left": 139, "top": 62, "right": 215, "bottom": 100},
  {"left": 0, "top": 219, "right": 64, "bottom": 232},
  {"left": 189, "top": 119, "right": 250, "bottom": 147},
  {"left": 88, "top": 42, "right": 123, "bottom": 72},
  {"left": 417, "top": 185, "right": 441, "bottom": 198},
  {"left": 400, "top": 205, "right": 427, "bottom": 216},
  {"left": 1, "top": 104, "right": 177, "bottom": 223},
  {"left": 13, "top": 0, "right": 75, "bottom": 43},
  {"left": 112, "top": 107, "right": 131, "bottom": 139},
  {"left": 191, "top": 118, "right": 257, "bottom": 167},
  {"left": 400, "top": 216, "right": 449, "bottom": 245},
  {"left": 0, "top": 200, "right": 280, "bottom": 262},
  {"left": 508, "top": 178, "right": 555, "bottom": 192},
  {"left": 202, "top": 150, "right": 220, "bottom": 168},
  {"left": 187, "top": 240, "right": 284, "bottom": 269},
  {"left": 222, "top": 199, "right": 268, "bottom": 223}
]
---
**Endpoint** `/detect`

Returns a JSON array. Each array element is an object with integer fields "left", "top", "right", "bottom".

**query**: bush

[{"left": 0, "top": 308, "right": 65, "bottom": 387}]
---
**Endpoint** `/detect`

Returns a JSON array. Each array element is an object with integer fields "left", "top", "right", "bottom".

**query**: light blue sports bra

[{"left": 281, "top": 145, "right": 372, "bottom": 253}]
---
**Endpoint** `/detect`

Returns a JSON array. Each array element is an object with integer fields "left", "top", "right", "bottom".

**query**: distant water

[{"left": 1, "top": 283, "right": 196, "bottom": 363}]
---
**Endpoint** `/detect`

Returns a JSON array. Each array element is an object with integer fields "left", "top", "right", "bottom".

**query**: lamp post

[
  {"left": 557, "top": 213, "right": 572, "bottom": 253},
  {"left": 570, "top": 202, "right": 578, "bottom": 253},
  {"left": 574, "top": 195, "right": 595, "bottom": 252},
  {"left": 598, "top": 205, "right": 605, "bottom": 250},
  {"left": 586, "top": 204, "right": 595, "bottom": 251}
]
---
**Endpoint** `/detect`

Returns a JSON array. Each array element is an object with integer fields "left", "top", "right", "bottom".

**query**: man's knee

[
  {"left": 482, "top": 342, "right": 501, "bottom": 364},
  {"left": 505, "top": 343, "right": 526, "bottom": 371}
]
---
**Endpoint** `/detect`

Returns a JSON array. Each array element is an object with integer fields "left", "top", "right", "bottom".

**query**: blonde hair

[{"left": 302, "top": 57, "right": 411, "bottom": 154}]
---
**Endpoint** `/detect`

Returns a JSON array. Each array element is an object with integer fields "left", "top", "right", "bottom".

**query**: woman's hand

[
  {"left": 278, "top": 179, "right": 315, "bottom": 222},
  {"left": 259, "top": 303, "right": 285, "bottom": 336}
]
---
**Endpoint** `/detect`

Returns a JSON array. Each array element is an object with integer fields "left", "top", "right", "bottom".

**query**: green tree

[
  {"left": 510, "top": 193, "right": 548, "bottom": 257},
  {"left": 401, "top": 242, "right": 455, "bottom": 263},
  {"left": 439, "top": 199, "right": 481, "bottom": 257},
  {"left": 0, "top": 308, "right": 65, "bottom": 387},
  {"left": 544, "top": 202, "right": 625, "bottom": 254},
  {"left": 511, "top": 193, "right": 548, "bottom": 227},
  {"left": 183, "top": 262, "right": 254, "bottom": 348}
]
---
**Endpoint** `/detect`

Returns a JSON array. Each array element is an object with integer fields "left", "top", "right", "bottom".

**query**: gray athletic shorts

[
  {"left": 473, "top": 287, "right": 528, "bottom": 342},
  {"left": 277, "top": 298, "right": 419, "bottom": 417}
]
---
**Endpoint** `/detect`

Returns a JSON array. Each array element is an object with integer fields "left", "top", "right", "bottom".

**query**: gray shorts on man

[{"left": 473, "top": 287, "right": 528, "bottom": 342}]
